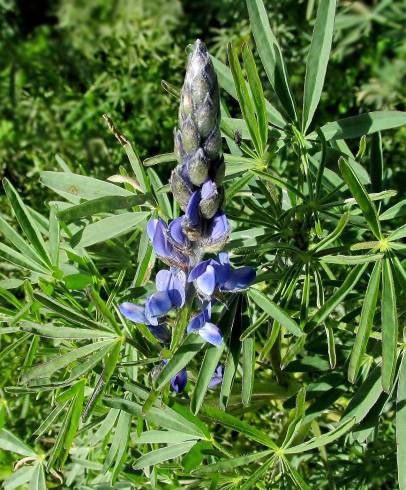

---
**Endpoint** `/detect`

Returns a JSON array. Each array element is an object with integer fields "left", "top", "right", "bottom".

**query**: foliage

[{"left": 1, "top": 0, "right": 406, "bottom": 489}]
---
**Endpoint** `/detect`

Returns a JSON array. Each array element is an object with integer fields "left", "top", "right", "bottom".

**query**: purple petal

[
  {"left": 155, "top": 269, "right": 172, "bottom": 292},
  {"left": 185, "top": 191, "right": 201, "bottom": 228},
  {"left": 119, "top": 302, "right": 147, "bottom": 324},
  {"left": 221, "top": 266, "right": 256, "bottom": 291},
  {"left": 147, "top": 324, "right": 171, "bottom": 344},
  {"left": 170, "top": 367, "right": 187, "bottom": 393},
  {"left": 201, "top": 179, "right": 216, "bottom": 200},
  {"left": 168, "top": 217, "right": 187, "bottom": 246},
  {"left": 147, "top": 219, "right": 171, "bottom": 257},
  {"left": 145, "top": 291, "right": 172, "bottom": 324},
  {"left": 218, "top": 252, "right": 230, "bottom": 266},
  {"left": 196, "top": 265, "right": 217, "bottom": 296},
  {"left": 199, "top": 322, "right": 223, "bottom": 346}
]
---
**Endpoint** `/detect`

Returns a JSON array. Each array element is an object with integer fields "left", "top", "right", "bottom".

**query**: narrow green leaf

[
  {"left": 285, "top": 417, "right": 355, "bottom": 453},
  {"left": 241, "top": 456, "right": 276, "bottom": 490},
  {"left": 58, "top": 194, "right": 150, "bottom": 222},
  {"left": 0, "top": 243, "right": 49, "bottom": 274},
  {"left": 228, "top": 43, "right": 261, "bottom": 153},
  {"left": 310, "top": 111, "right": 406, "bottom": 141},
  {"left": 389, "top": 224, "right": 406, "bottom": 242},
  {"left": 22, "top": 339, "right": 114, "bottom": 382},
  {"left": 133, "top": 441, "right": 197, "bottom": 470},
  {"left": 135, "top": 430, "right": 199, "bottom": 444},
  {"left": 143, "top": 152, "right": 176, "bottom": 167},
  {"left": 148, "top": 168, "right": 172, "bottom": 219},
  {"left": 370, "top": 132, "right": 383, "bottom": 193},
  {"left": 249, "top": 288, "right": 303, "bottom": 337},
  {"left": 380, "top": 199, "right": 406, "bottom": 221},
  {"left": 155, "top": 334, "right": 206, "bottom": 391},
  {"left": 203, "top": 405, "right": 278, "bottom": 449},
  {"left": 247, "top": 0, "right": 297, "bottom": 121},
  {"left": 302, "top": 0, "right": 336, "bottom": 133},
  {"left": 242, "top": 44, "right": 268, "bottom": 150},
  {"left": 381, "top": 258, "right": 398, "bottom": 392},
  {"left": 191, "top": 297, "right": 239, "bottom": 414},
  {"left": 33, "top": 291, "right": 109, "bottom": 331},
  {"left": 3, "top": 179, "right": 51, "bottom": 266},
  {"left": 0, "top": 217, "right": 47, "bottom": 267},
  {"left": 251, "top": 169, "right": 305, "bottom": 198},
  {"left": 192, "top": 448, "right": 273, "bottom": 475},
  {"left": 339, "top": 157, "right": 381, "bottom": 238},
  {"left": 348, "top": 261, "right": 382, "bottom": 383},
  {"left": 40, "top": 171, "right": 133, "bottom": 200},
  {"left": 211, "top": 55, "right": 286, "bottom": 128},
  {"left": 19, "top": 322, "right": 116, "bottom": 339},
  {"left": 310, "top": 264, "right": 366, "bottom": 326},
  {"left": 0, "top": 429, "right": 36, "bottom": 457},
  {"left": 242, "top": 336, "right": 255, "bottom": 406},
  {"left": 312, "top": 212, "right": 348, "bottom": 252},
  {"left": 318, "top": 253, "right": 383, "bottom": 265},
  {"left": 48, "top": 206, "right": 60, "bottom": 267},
  {"left": 29, "top": 463, "right": 46, "bottom": 490},
  {"left": 72, "top": 212, "right": 148, "bottom": 248},
  {"left": 396, "top": 353, "right": 406, "bottom": 490}
]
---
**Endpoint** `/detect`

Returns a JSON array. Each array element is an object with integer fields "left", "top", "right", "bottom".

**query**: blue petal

[
  {"left": 199, "top": 322, "right": 223, "bottom": 346},
  {"left": 201, "top": 179, "right": 216, "bottom": 199},
  {"left": 168, "top": 217, "right": 187, "bottom": 246},
  {"left": 147, "top": 219, "right": 172, "bottom": 258},
  {"left": 119, "top": 302, "right": 147, "bottom": 324},
  {"left": 145, "top": 291, "right": 172, "bottom": 324},
  {"left": 196, "top": 265, "right": 216, "bottom": 296},
  {"left": 221, "top": 266, "right": 256, "bottom": 291},
  {"left": 155, "top": 269, "right": 186, "bottom": 308},
  {"left": 218, "top": 252, "right": 230, "bottom": 266},
  {"left": 185, "top": 191, "right": 201, "bottom": 227},
  {"left": 208, "top": 213, "right": 230, "bottom": 242},
  {"left": 188, "top": 259, "right": 212, "bottom": 282},
  {"left": 208, "top": 363, "right": 224, "bottom": 388},
  {"left": 170, "top": 269, "right": 186, "bottom": 307},
  {"left": 147, "top": 324, "right": 171, "bottom": 344},
  {"left": 170, "top": 367, "right": 187, "bottom": 393}
]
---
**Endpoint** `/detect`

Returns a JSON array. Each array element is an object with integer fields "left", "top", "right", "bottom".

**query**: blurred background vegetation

[{"left": 0, "top": 0, "right": 405, "bottom": 486}]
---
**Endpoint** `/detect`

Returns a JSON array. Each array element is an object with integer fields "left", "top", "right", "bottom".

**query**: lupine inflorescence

[{"left": 120, "top": 40, "right": 255, "bottom": 393}]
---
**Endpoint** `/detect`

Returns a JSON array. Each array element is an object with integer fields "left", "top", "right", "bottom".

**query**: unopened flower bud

[
  {"left": 170, "top": 164, "right": 193, "bottom": 210},
  {"left": 188, "top": 149, "right": 209, "bottom": 186}
]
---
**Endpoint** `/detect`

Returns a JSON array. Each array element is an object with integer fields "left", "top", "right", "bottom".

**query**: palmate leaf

[{"left": 302, "top": 0, "right": 336, "bottom": 133}]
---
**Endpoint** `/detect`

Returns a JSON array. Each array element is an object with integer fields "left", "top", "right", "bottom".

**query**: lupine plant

[{"left": 0, "top": 0, "right": 406, "bottom": 488}]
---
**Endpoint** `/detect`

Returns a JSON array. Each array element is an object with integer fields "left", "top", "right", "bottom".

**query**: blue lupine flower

[
  {"left": 187, "top": 303, "right": 223, "bottom": 346},
  {"left": 208, "top": 363, "right": 224, "bottom": 388},
  {"left": 147, "top": 218, "right": 188, "bottom": 268},
  {"left": 188, "top": 252, "right": 256, "bottom": 298},
  {"left": 162, "top": 360, "right": 188, "bottom": 393},
  {"left": 119, "top": 302, "right": 171, "bottom": 344}
]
